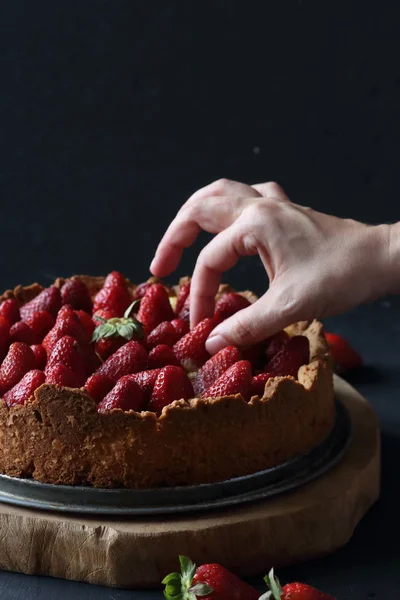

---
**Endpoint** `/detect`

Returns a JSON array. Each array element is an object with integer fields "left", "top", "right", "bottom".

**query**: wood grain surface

[{"left": 0, "top": 376, "right": 380, "bottom": 589}]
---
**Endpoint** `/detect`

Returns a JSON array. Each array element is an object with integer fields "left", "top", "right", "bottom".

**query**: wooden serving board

[{"left": 0, "top": 376, "right": 380, "bottom": 589}]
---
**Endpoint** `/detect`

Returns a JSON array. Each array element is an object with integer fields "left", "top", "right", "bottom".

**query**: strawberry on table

[
  {"left": 324, "top": 332, "right": 363, "bottom": 373},
  {"left": 0, "top": 299, "right": 20, "bottom": 324},
  {"left": 148, "top": 344, "right": 180, "bottom": 369},
  {"left": 20, "top": 286, "right": 61, "bottom": 320},
  {"left": 45, "top": 364, "right": 81, "bottom": 388},
  {"left": 162, "top": 555, "right": 259, "bottom": 600},
  {"left": 0, "top": 342, "right": 36, "bottom": 393},
  {"left": 61, "top": 278, "right": 93, "bottom": 313},
  {"left": 192, "top": 345, "right": 241, "bottom": 396},
  {"left": 261, "top": 568, "right": 336, "bottom": 600},
  {"left": 265, "top": 335, "right": 310, "bottom": 378},
  {"left": 148, "top": 365, "right": 193, "bottom": 414},
  {"left": 93, "top": 271, "right": 132, "bottom": 317},
  {"left": 3, "top": 369, "right": 45, "bottom": 407},
  {"left": 85, "top": 373, "right": 114, "bottom": 403},
  {"left": 137, "top": 283, "right": 175, "bottom": 334},
  {"left": 201, "top": 360, "right": 252, "bottom": 400},
  {"left": 213, "top": 292, "right": 251, "bottom": 324},
  {"left": 173, "top": 317, "right": 215, "bottom": 370},
  {"left": 98, "top": 376, "right": 145, "bottom": 413},
  {"left": 45, "top": 335, "right": 87, "bottom": 387},
  {"left": 95, "top": 340, "right": 148, "bottom": 383}
]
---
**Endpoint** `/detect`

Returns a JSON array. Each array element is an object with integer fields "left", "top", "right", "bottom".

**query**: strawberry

[
  {"left": 95, "top": 340, "right": 147, "bottom": 383},
  {"left": 76, "top": 310, "right": 96, "bottom": 338},
  {"left": 95, "top": 337, "right": 127, "bottom": 361},
  {"left": 202, "top": 360, "right": 252, "bottom": 400},
  {"left": 192, "top": 345, "right": 241, "bottom": 396},
  {"left": 0, "top": 316, "right": 10, "bottom": 359},
  {"left": 148, "top": 365, "right": 193, "bottom": 414},
  {"left": 76, "top": 342, "right": 101, "bottom": 376},
  {"left": 45, "top": 364, "right": 81, "bottom": 388},
  {"left": 3, "top": 370, "right": 45, "bottom": 407},
  {"left": 162, "top": 555, "right": 258, "bottom": 600},
  {"left": 20, "top": 286, "right": 61, "bottom": 320},
  {"left": 98, "top": 376, "right": 145, "bottom": 413},
  {"left": 265, "top": 335, "right": 310, "bottom": 378},
  {"left": 325, "top": 332, "right": 363, "bottom": 373},
  {"left": 175, "top": 281, "right": 191, "bottom": 315},
  {"left": 213, "top": 292, "right": 251, "bottom": 324},
  {"left": 129, "top": 368, "right": 162, "bottom": 401},
  {"left": 31, "top": 344, "right": 47, "bottom": 370},
  {"left": 0, "top": 299, "right": 20, "bottom": 324},
  {"left": 9, "top": 321, "right": 36, "bottom": 345},
  {"left": 250, "top": 372, "right": 274, "bottom": 397},
  {"left": 148, "top": 344, "right": 180, "bottom": 369},
  {"left": 173, "top": 317, "right": 215, "bottom": 370},
  {"left": 241, "top": 342, "right": 265, "bottom": 369},
  {"left": 45, "top": 335, "right": 87, "bottom": 386},
  {"left": 147, "top": 321, "right": 178, "bottom": 348},
  {"left": 85, "top": 373, "right": 114, "bottom": 403},
  {"left": 262, "top": 568, "right": 336, "bottom": 600},
  {"left": 137, "top": 283, "right": 174, "bottom": 334},
  {"left": 171, "top": 318, "right": 189, "bottom": 340},
  {"left": 25, "top": 310, "right": 55, "bottom": 340},
  {"left": 61, "top": 278, "right": 92, "bottom": 313},
  {"left": 133, "top": 281, "right": 152, "bottom": 299},
  {"left": 93, "top": 308, "right": 119, "bottom": 322},
  {"left": 93, "top": 271, "right": 132, "bottom": 317},
  {"left": 265, "top": 330, "right": 290, "bottom": 360},
  {"left": 178, "top": 294, "right": 191, "bottom": 323},
  {"left": 43, "top": 305, "right": 88, "bottom": 355},
  {"left": 0, "top": 342, "right": 36, "bottom": 392}
]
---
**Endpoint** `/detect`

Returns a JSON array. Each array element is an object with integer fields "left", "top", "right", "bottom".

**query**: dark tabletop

[{"left": 1, "top": 1, "right": 400, "bottom": 598}]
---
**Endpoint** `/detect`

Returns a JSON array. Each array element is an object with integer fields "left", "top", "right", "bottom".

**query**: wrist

[{"left": 370, "top": 223, "right": 398, "bottom": 297}]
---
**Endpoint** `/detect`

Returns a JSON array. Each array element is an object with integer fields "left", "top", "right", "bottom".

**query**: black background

[{"left": 1, "top": 2, "right": 400, "bottom": 599}]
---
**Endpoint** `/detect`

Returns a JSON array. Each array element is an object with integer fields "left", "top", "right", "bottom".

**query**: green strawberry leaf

[
  {"left": 117, "top": 323, "right": 135, "bottom": 340},
  {"left": 124, "top": 299, "right": 141, "bottom": 319},
  {"left": 92, "top": 323, "right": 117, "bottom": 342},
  {"left": 188, "top": 582, "right": 213, "bottom": 596},
  {"left": 263, "top": 568, "right": 283, "bottom": 600},
  {"left": 179, "top": 556, "right": 196, "bottom": 583}
]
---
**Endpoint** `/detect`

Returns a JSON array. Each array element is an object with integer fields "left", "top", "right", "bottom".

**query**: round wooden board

[{"left": 0, "top": 376, "right": 380, "bottom": 588}]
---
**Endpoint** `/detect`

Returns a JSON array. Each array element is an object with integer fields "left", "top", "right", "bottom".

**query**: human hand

[{"left": 150, "top": 179, "right": 390, "bottom": 354}]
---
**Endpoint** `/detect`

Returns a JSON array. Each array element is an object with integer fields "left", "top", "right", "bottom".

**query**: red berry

[
  {"left": 95, "top": 337, "right": 126, "bottom": 361},
  {"left": 20, "top": 286, "right": 61, "bottom": 321},
  {"left": 0, "top": 315, "right": 11, "bottom": 359},
  {"left": 25, "top": 310, "right": 55, "bottom": 341},
  {"left": 193, "top": 562, "right": 259, "bottom": 600},
  {"left": 93, "top": 308, "right": 119, "bottom": 322},
  {"left": 147, "top": 321, "right": 178, "bottom": 348},
  {"left": 31, "top": 344, "right": 47, "bottom": 370},
  {"left": 133, "top": 281, "right": 152, "bottom": 299},
  {"left": 3, "top": 370, "right": 45, "bottom": 407},
  {"left": 250, "top": 372, "right": 274, "bottom": 397},
  {"left": 43, "top": 305, "right": 88, "bottom": 355},
  {"left": 85, "top": 373, "right": 114, "bottom": 403},
  {"left": 93, "top": 271, "right": 132, "bottom": 317},
  {"left": 9, "top": 321, "right": 36, "bottom": 345},
  {"left": 148, "top": 344, "right": 180, "bottom": 369},
  {"left": 45, "top": 335, "right": 87, "bottom": 386},
  {"left": 148, "top": 365, "right": 192, "bottom": 414},
  {"left": 173, "top": 317, "right": 215, "bottom": 370},
  {"left": 0, "top": 299, "right": 20, "bottom": 324},
  {"left": 170, "top": 318, "right": 189, "bottom": 340},
  {"left": 202, "top": 360, "right": 252, "bottom": 401},
  {"left": 192, "top": 345, "right": 241, "bottom": 396},
  {"left": 75, "top": 310, "right": 96, "bottom": 338},
  {"left": 265, "top": 330, "right": 290, "bottom": 360},
  {"left": 325, "top": 332, "right": 363, "bottom": 373},
  {"left": 128, "top": 368, "right": 162, "bottom": 401},
  {"left": 95, "top": 340, "right": 148, "bottom": 383},
  {"left": 266, "top": 335, "right": 310, "bottom": 378},
  {"left": 137, "top": 283, "right": 174, "bottom": 335},
  {"left": 175, "top": 281, "right": 190, "bottom": 315},
  {"left": 0, "top": 342, "right": 36, "bottom": 392},
  {"left": 213, "top": 292, "right": 251, "bottom": 324},
  {"left": 98, "top": 376, "right": 145, "bottom": 413},
  {"left": 61, "top": 279, "right": 92, "bottom": 313},
  {"left": 45, "top": 364, "right": 81, "bottom": 388}
]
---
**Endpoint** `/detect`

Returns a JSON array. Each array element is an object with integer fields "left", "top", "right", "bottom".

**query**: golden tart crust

[{"left": 0, "top": 276, "right": 334, "bottom": 489}]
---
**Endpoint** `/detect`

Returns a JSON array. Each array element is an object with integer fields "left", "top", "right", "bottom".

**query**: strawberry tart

[{"left": 0, "top": 272, "right": 334, "bottom": 488}]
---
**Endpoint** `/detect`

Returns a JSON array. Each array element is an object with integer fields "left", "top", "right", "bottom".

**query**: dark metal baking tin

[{"left": 0, "top": 399, "right": 352, "bottom": 516}]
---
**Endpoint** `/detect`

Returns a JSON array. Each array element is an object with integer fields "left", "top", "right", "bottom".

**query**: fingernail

[{"left": 206, "top": 333, "right": 229, "bottom": 355}]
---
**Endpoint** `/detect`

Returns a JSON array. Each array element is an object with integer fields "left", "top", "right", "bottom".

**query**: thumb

[{"left": 205, "top": 289, "right": 297, "bottom": 354}]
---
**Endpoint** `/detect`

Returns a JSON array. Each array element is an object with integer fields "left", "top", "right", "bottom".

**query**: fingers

[
  {"left": 251, "top": 181, "right": 289, "bottom": 201},
  {"left": 150, "top": 179, "right": 261, "bottom": 277},
  {"left": 150, "top": 195, "right": 257, "bottom": 277},
  {"left": 206, "top": 287, "right": 297, "bottom": 354},
  {"left": 189, "top": 216, "right": 261, "bottom": 327}
]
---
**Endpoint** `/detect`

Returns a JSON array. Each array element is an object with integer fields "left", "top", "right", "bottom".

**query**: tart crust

[{"left": 0, "top": 277, "right": 334, "bottom": 488}]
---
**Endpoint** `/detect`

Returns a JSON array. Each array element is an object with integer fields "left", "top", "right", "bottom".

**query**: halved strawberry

[
  {"left": 192, "top": 345, "right": 241, "bottom": 396},
  {"left": 202, "top": 360, "right": 252, "bottom": 400}
]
